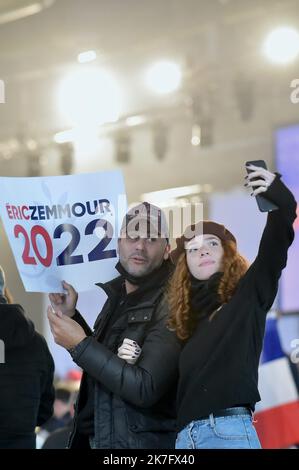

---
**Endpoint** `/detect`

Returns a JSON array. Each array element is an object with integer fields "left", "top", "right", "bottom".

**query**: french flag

[{"left": 254, "top": 315, "right": 299, "bottom": 448}]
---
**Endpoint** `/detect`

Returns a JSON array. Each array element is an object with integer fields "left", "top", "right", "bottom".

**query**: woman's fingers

[
  {"left": 246, "top": 163, "right": 268, "bottom": 171},
  {"left": 252, "top": 186, "right": 267, "bottom": 196},
  {"left": 121, "top": 338, "right": 141, "bottom": 350},
  {"left": 245, "top": 167, "right": 276, "bottom": 183},
  {"left": 118, "top": 345, "right": 141, "bottom": 355},
  {"left": 246, "top": 170, "right": 268, "bottom": 180},
  {"left": 118, "top": 342, "right": 138, "bottom": 350},
  {"left": 118, "top": 340, "right": 142, "bottom": 363},
  {"left": 118, "top": 353, "right": 136, "bottom": 360},
  {"left": 118, "top": 345, "right": 135, "bottom": 354},
  {"left": 246, "top": 179, "right": 268, "bottom": 188},
  {"left": 122, "top": 338, "right": 140, "bottom": 346},
  {"left": 117, "top": 338, "right": 142, "bottom": 365},
  {"left": 245, "top": 167, "right": 276, "bottom": 196}
]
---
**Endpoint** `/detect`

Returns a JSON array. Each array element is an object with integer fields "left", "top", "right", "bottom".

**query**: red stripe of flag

[{"left": 254, "top": 400, "right": 299, "bottom": 448}]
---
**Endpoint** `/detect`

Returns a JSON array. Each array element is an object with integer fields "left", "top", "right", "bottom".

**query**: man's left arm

[{"left": 71, "top": 300, "right": 181, "bottom": 408}]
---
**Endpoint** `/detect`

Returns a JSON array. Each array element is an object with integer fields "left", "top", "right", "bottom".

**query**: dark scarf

[{"left": 190, "top": 272, "right": 223, "bottom": 320}]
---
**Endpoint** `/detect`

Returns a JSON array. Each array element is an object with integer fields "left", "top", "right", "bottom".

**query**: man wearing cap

[{"left": 47, "top": 202, "right": 181, "bottom": 449}]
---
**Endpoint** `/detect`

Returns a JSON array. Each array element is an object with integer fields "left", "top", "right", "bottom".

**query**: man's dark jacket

[{"left": 69, "top": 262, "right": 181, "bottom": 449}]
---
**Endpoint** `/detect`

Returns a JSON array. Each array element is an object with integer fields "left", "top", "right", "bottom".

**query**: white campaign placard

[{"left": 0, "top": 171, "right": 127, "bottom": 293}]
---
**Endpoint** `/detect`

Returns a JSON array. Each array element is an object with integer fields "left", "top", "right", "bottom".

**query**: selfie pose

[
  {"left": 168, "top": 163, "right": 297, "bottom": 449},
  {"left": 47, "top": 203, "right": 181, "bottom": 449}
]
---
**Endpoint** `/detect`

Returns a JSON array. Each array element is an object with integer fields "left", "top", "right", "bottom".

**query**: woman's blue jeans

[{"left": 176, "top": 408, "right": 262, "bottom": 449}]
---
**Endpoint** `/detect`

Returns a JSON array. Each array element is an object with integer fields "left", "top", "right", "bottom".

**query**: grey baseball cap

[{"left": 120, "top": 202, "right": 169, "bottom": 240}]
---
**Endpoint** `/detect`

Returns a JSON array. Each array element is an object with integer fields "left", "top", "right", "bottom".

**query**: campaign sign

[{"left": 0, "top": 171, "right": 127, "bottom": 293}]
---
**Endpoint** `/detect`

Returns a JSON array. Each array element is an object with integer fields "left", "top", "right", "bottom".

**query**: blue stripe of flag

[{"left": 260, "top": 317, "right": 285, "bottom": 364}]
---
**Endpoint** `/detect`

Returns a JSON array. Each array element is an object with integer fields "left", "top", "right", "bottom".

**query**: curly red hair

[{"left": 167, "top": 240, "right": 249, "bottom": 340}]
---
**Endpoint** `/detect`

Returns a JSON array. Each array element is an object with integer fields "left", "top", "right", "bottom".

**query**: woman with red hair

[{"left": 168, "top": 164, "right": 297, "bottom": 449}]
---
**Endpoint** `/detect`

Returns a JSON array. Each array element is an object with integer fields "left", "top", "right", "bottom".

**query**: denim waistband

[{"left": 198, "top": 406, "right": 251, "bottom": 421}]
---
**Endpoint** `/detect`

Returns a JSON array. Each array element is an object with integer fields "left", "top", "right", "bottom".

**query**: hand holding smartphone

[{"left": 245, "top": 160, "right": 278, "bottom": 212}]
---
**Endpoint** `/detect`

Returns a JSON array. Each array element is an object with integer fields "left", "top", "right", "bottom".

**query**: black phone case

[{"left": 245, "top": 160, "right": 278, "bottom": 212}]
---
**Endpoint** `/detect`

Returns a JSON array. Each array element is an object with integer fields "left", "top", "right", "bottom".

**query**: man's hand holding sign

[{"left": 47, "top": 280, "right": 86, "bottom": 350}]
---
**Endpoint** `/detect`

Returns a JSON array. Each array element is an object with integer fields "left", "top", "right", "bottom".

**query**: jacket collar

[
  {"left": 95, "top": 276, "right": 123, "bottom": 299},
  {"left": 95, "top": 259, "right": 173, "bottom": 305}
]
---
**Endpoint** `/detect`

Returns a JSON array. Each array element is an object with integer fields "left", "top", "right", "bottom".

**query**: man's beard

[
  {"left": 116, "top": 257, "right": 164, "bottom": 286},
  {"left": 120, "top": 256, "right": 152, "bottom": 277}
]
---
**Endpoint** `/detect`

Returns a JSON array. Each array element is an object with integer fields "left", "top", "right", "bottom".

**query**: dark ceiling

[{"left": 0, "top": 0, "right": 298, "bottom": 140}]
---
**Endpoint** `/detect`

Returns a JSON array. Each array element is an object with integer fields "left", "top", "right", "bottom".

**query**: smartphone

[{"left": 245, "top": 160, "right": 278, "bottom": 212}]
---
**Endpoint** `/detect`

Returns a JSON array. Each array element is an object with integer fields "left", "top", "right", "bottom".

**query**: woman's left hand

[
  {"left": 117, "top": 338, "right": 142, "bottom": 365},
  {"left": 245, "top": 164, "right": 276, "bottom": 197}
]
